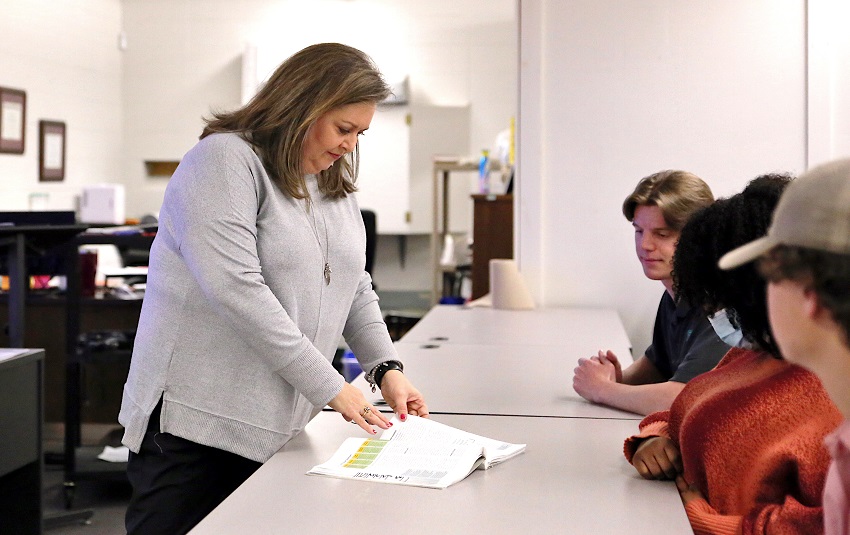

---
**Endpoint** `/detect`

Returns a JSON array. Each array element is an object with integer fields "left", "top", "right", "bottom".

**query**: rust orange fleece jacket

[{"left": 624, "top": 348, "right": 842, "bottom": 535}]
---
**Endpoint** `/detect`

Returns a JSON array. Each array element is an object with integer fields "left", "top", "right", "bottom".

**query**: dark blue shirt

[{"left": 645, "top": 292, "right": 730, "bottom": 383}]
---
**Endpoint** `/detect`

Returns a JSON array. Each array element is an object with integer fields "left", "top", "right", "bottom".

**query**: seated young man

[
  {"left": 573, "top": 170, "right": 730, "bottom": 415},
  {"left": 719, "top": 159, "right": 850, "bottom": 535}
]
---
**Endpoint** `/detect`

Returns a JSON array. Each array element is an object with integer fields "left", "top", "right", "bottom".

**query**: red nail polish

[
  {"left": 400, "top": 414, "right": 407, "bottom": 421},
  {"left": 387, "top": 422, "right": 393, "bottom": 427},
  {"left": 371, "top": 428, "right": 377, "bottom": 434}
]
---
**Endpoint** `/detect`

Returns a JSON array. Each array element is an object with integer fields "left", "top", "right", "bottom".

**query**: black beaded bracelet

[{"left": 367, "top": 360, "right": 404, "bottom": 392}]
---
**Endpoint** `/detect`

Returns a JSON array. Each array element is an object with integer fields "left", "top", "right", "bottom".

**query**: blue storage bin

[{"left": 341, "top": 350, "right": 362, "bottom": 382}]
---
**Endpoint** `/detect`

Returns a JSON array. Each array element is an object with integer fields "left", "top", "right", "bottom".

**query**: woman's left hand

[
  {"left": 379, "top": 371, "right": 429, "bottom": 421},
  {"left": 675, "top": 475, "right": 704, "bottom": 505}
]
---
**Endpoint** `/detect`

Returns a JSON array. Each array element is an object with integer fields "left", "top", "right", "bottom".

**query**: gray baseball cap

[{"left": 719, "top": 158, "right": 850, "bottom": 270}]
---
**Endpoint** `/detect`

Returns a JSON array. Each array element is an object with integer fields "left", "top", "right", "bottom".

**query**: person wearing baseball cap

[{"left": 719, "top": 158, "right": 850, "bottom": 535}]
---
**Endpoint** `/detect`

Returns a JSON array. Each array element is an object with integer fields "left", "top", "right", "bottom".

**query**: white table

[
  {"left": 352, "top": 341, "right": 641, "bottom": 420},
  {"left": 398, "top": 305, "right": 632, "bottom": 352},
  {"left": 189, "top": 412, "right": 690, "bottom": 535}
]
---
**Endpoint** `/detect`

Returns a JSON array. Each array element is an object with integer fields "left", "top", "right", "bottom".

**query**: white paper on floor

[{"left": 97, "top": 445, "right": 130, "bottom": 462}]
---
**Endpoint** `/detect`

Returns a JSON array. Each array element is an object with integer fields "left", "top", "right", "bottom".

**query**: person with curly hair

[
  {"left": 720, "top": 159, "right": 850, "bottom": 535},
  {"left": 625, "top": 173, "right": 842, "bottom": 535},
  {"left": 573, "top": 170, "right": 729, "bottom": 415},
  {"left": 673, "top": 174, "right": 790, "bottom": 355}
]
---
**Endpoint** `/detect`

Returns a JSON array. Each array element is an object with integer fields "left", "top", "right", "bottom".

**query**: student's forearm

[
  {"left": 594, "top": 381, "right": 685, "bottom": 416},
  {"left": 621, "top": 355, "right": 666, "bottom": 385}
]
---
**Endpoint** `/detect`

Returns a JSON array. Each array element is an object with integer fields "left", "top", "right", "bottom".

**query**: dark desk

[
  {"left": 0, "top": 229, "right": 154, "bottom": 422},
  {"left": 0, "top": 293, "right": 143, "bottom": 422},
  {"left": 0, "top": 349, "right": 44, "bottom": 535},
  {"left": 62, "top": 232, "right": 154, "bottom": 508},
  {"left": 61, "top": 233, "right": 153, "bottom": 394},
  {"left": 0, "top": 228, "right": 154, "bottom": 512},
  {"left": 0, "top": 225, "right": 88, "bottom": 347},
  {"left": 53, "top": 233, "right": 152, "bottom": 505}
]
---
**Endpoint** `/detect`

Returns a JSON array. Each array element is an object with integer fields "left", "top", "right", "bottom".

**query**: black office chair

[
  {"left": 361, "top": 209, "right": 377, "bottom": 284},
  {"left": 119, "top": 214, "right": 158, "bottom": 267},
  {"left": 333, "top": 210, "right": 378, "bottom": 380}
]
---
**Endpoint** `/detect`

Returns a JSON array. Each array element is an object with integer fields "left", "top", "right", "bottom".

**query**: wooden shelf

[
  {"left": 471, "top": 194, "right": 513, "bottom": 299},
  {"left": 430, "top": 157, "right": 509, "bottom": 304},
  {"left": 144, "top": 160, "right": 179, "bottom": 177}
]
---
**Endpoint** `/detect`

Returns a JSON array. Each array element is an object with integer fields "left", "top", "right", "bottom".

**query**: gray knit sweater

[{"left": 119, "top": 133, "right": 397, "bottom": 463}]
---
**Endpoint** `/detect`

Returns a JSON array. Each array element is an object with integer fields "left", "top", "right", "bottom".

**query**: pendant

[{"left": 324, "top": 262, "right": 332, "bottom": 285}]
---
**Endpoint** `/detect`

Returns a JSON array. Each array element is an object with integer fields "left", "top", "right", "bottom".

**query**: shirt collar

[{"left": 824, "top": 419, "right": 850, "bottom": 458}]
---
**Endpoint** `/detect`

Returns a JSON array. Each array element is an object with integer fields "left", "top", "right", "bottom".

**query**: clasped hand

[{"left": 573, "top": 350, "right": 622, "bottom": 402}]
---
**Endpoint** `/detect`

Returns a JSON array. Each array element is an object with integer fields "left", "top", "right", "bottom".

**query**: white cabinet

[{"left": 356, "top": 104, "right": 470, "bottom": 234}]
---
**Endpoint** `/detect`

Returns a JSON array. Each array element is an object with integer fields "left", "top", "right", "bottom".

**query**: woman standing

[{"left": 120, "top": 43, "right": 428, "bottom": 534}]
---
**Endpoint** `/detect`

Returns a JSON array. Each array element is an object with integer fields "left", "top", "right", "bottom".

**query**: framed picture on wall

[
  {"left": 0, "top": 87, "right": 26, "bottom": 154},
  {"left": 39, "top": 120, "right": 66, "bottom": 181}
]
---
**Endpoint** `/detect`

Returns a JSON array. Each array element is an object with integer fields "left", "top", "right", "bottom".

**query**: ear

[{"left": 802, "top": 287, "right": 826, "bottom": 321}]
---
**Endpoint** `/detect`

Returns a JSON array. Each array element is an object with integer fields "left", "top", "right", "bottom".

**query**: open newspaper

[{"left": 307, "top": 415, "right": 525, "bottom": 489}]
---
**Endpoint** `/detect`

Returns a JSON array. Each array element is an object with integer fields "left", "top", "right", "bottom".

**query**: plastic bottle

[{"left": 478, "top": 149, "right": 490, "bottom": 194}]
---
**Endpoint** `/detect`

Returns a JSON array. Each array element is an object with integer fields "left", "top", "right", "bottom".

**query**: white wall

[
  {"left": 519, "top": 0, "right": 850, "bottom": 357},
  {"left": 808, "top": 0, "right": 850, "bottom": 167},
  {"left": 120, "top": 0, "right": 517, "bottom": 223},
  {"left": 120, "top": 0, "right": 517, "bottom": 292},
  {"left": 373, "top": 234, "right": 433, "bottom": 294},
  {"left": 0, "top": 0, "right": 515, "bottom": 294},
  {"left": 0, "top": 0, "right": 123, "bottom": 211}
]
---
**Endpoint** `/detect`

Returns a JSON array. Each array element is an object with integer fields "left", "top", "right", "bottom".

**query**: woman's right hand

[
  {"left": 327, "top": 382, "right": 391, "bottom": 435},
  {"left": 632, "top": 436, "right": 682, "bottom": 480}
]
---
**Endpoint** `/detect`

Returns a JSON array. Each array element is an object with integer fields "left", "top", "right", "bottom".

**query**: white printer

[{"left": 79, "top": 184, "right": 125, "bottom": 225}]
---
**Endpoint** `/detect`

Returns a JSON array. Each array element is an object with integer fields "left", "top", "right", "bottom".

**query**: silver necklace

[{"left": 303, "top": 198, "right": 331, "bottom": 285}]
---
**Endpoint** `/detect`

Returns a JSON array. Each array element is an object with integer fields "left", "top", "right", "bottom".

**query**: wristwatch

[{"left": 366, "top": 360, "right": 404, "bottom": 393}]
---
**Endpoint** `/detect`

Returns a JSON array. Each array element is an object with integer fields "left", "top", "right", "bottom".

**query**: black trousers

[{"left": 125, "top": 400, "right": 262, "bottom": 535}]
